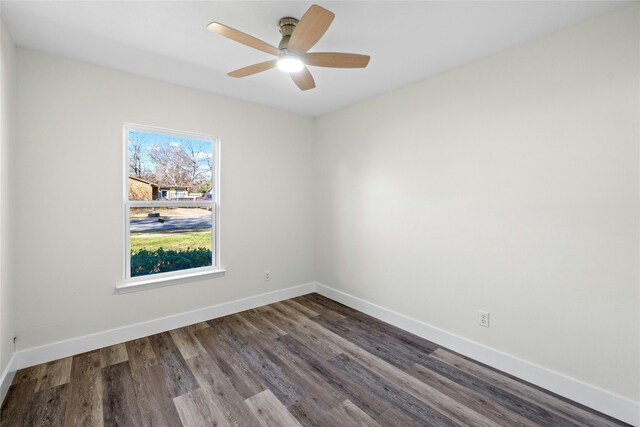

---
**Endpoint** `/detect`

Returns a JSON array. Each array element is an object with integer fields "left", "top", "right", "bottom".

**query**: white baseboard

[
  {"left": 0, "top": 353, "right": 16, "bottom": 405},
  {"left": 14, "top": 282, "right": 316, "bottom": 371},
  {"left": 8, "top": 280, "right": 638, "bottom": 425},
  {"left": 314, "top": 282, "right": 640, "bottom": 426}
]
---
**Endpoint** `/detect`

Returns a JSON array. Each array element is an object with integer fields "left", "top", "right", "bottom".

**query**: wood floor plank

[
  {"left": 100, "top": 343, "right": 128, "bottom": 368},
  {"left": 148, "top": 332, "right": 199, "bottom": 398},
  {"left": 126, "top": 369, "right": 153, "bottom": 427},
  {"left": 280, "top": 299, "right": 319, "bottom": 318},
  {"left": 337, "top": 309, "right": 439, "bottom": 355},
  {"left": 302, "top": 293, "right": 356, "bottom": 317},
  {"left": 174, "top": 386, "right": 234, "bottom": 427},
  {"left": 295, "top": 314, "right": 501, "bottom": 427},
  {"left": 277, "top": 334, "right": 393, "bottom": 419},
  {"left": 245, "top": 389, "right": 302, "bottom": 427},
  {"left": 271, "top": 301, "right": 309, "bottom": 320},
  {"left": 293, "top": 295, "right": 346, "bottom": 321},
  {"left": 194, "top": 326, "right": 266, "bottom": 399},
  {"left": 183, "top": 321, "right": 210, "bottom": 332},
  {"left": 375, "top": 406, "right": 424, "bottom": 427},
  {"left": 223, "top": 313, "right": 261, "bottom": 336},
  {"left": 329, "top": 399, "right": 382, "bottom": 427},
  {"left": 256, "top": 305, "right": 343, "bottom": 360},
  {"left": 0, "top": 379, "right": 36, "bottom": 426},
  {"left": 419, "top": 354, "right": 581, "bottom": 426},
  {"left": 303, "top": 294, "right": 440, "bottom": 362},
  {"left": 330, "top": 353, "right": 462, "bottom": 426},
  {"left": 312, "top": 314, "right": 427, "bottom": 370},
  {"left": 64, "top": 351, "right": 103, "bottom": 427},
  {"left": 23, "top": 383, "right": 69, "bottom": 426},
  {"left": 307, "top": 295, "right": 438, "bottom": 356},
  {"left": 169, "top": 327, "right": 207, "bottom": 360},
  {"left": 35, "top": 356, "right": 73, "bottom": 391},
  {"left": 130, "top": 363, "right": 183, "bottom": 427},
  {"left": 11, "top": 364, "right": 46, "bottom": 385},
  {"left": 215, "top": 317, "right": 303, "bottom": 407},
  {"left": 102, "top": 362, "right": 143, "bottom": 427},
  {"left": 430, "top": 349, "right": 625, "bottom": 427},
  {"left": 125, "top": 336, "right": 158, "bottom": 372},
  {"left": 288, "top": 396, "right": 345, "bottom": 427},
  {"left": 238, "top": 309, "right": 287, "bottom": 339},
  {"left": 245, "top": 333, "right": 345, "bottom": 410},
  {"left": 186, "top": 355, "right": 260, "bottom": 427},
  {"left": 406, "top": 362, "right": 537, "bottom": 426}
]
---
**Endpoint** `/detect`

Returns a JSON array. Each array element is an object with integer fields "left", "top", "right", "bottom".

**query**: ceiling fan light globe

[{"left": 277, "top": 56, "right": 304, "bottom": 73}]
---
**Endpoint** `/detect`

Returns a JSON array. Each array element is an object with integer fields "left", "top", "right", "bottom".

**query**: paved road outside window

[{"left": 131, "top": 216, "right": 211, "bottom": 233}]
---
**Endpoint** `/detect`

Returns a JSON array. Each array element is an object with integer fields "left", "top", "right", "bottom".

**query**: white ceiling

[{"left": 0, "top": 1, "right": 626, "bottom": 117}]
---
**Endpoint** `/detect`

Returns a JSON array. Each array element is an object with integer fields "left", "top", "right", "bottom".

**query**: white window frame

[{"left": 118, "top": 123, "right": 223, "bottom": 293}]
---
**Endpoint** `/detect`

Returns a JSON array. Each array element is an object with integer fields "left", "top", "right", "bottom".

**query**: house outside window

[{"left": 124, "top": 124, "right": 220, "bottom": 283}]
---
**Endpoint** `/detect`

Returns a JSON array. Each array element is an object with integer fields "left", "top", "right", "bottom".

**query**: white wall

[
  {"left": 315, "top": 5, "right": 640, "bottom": 402},
  {"left": 14, "top": 49, "right": 315, "bottom": 349},
  {"left": 0, "top": 17, "right": 16, "bottom": 376}
]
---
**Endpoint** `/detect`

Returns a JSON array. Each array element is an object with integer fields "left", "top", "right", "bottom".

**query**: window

[{"left": 123, "top": 124, "right": 220, "bottom": 287}]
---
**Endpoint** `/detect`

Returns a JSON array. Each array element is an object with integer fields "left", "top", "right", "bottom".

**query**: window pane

[
  {"left": 128, "top": 130, "right": 214, "bottom": 201},
  {"left": 129, "top": 206, "right": 213, "bottom": 277}
]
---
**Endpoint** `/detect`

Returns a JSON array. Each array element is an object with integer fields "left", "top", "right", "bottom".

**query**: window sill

[{"left": 116, "top": 269, "right": 226, "bottom": 294}]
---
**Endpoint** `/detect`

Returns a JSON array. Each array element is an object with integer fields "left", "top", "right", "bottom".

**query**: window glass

[
  {"left": 128, "top": 130, "right": 213, "bottom": 201},
  {"left": 129, "top": 206, "right": 213, "bottom": 277},
  {"left": 125, "top": 125, "right": 218, "bottom": 281}
]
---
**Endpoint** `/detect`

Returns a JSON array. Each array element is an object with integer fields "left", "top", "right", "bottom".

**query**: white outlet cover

[{"left": 479, "top": 311, "right": 490, "bottom": 327}]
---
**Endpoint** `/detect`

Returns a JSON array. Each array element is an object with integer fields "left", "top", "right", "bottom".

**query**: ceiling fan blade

[
  {"left": 228, "top": 60, "right": 278, "bottom": 78},
  {"left": 303, "top": 52, "right": 370, "bottom": 68},
  {"left": 287, "top": 5, "right": 335, "bottom": 54},
  {"left": 207, "top": 22, "right": 280, "bottom": 56},
  {"left": 290, "top": 67, "right": 316, "bottom": 91}
]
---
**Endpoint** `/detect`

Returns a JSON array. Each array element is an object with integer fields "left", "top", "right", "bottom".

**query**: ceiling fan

[{"left": 207, "top": 4, "right": 370, "bottom": 91}]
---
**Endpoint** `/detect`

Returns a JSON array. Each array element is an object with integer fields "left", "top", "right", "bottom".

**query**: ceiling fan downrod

[{"left": 278, "top": 17, "right": 299, "bottom": 50}]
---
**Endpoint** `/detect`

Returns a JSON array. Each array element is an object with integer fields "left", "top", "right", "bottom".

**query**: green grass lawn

[{"left": 130, "top": 231, "right": 211, "bottom": 253}]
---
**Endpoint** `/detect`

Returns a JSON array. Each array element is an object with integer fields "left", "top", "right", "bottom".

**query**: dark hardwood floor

[{"left": 0, "top": 294, "right": 628, "bottom": 426}]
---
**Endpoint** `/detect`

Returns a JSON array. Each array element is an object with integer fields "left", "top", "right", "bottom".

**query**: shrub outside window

[{"left": 124, "top": 124, "right": 220, "bottom": 282}]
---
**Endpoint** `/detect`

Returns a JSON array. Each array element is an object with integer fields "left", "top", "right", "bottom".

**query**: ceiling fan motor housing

[{"left": 278, "top": 17, "right": 299, "bottom": 50}]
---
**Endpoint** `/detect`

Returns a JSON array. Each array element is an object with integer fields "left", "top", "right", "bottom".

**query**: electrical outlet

[
  {"left": 264, "top": 271, "right": 271, "bottom": 281},
  {"left": 479, "top": 311, "right": 490, "bottom": 328}
]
